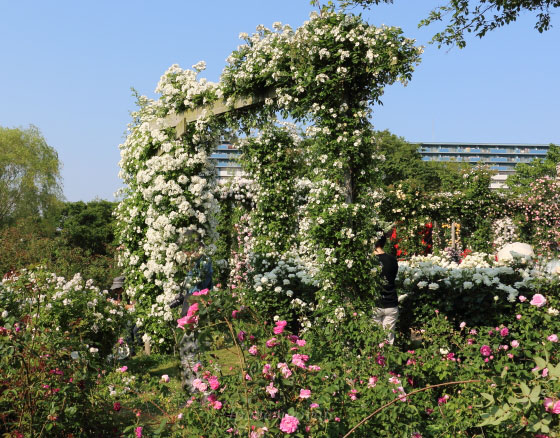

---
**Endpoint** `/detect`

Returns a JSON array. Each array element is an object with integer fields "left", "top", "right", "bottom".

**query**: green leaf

[
  {"left": 529, "top": 385, "right": 541, "bottom": 403},
  {"left": 520, "top": 383, "right": 530, "bottom": 396},
  {"left": 480, "top": 392, "right": 494, "bottom": 403},
  {"left": 535, "top": 357, "right": 547, "bottom": 369}
]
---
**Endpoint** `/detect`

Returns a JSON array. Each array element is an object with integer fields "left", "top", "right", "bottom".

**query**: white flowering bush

[{"left": 397, "top": 252, "right": 560, "bottom": 331}]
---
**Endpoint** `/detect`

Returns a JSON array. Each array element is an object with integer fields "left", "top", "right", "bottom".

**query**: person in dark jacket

[{"left": 373, "top": 234, "right": 399, "bottom": 345}]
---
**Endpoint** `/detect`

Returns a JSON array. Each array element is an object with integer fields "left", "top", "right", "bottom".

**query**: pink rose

[
  {"left": 511, "top": 340, "right": 520, "bottom": 348},
  {"left": 273, "top": 320, "right": 288, "bottom": 335},
  {"left": 208, "top": 376, "right": 220, "bottom": 390},
  {"left": 299, "top": 389, "right": 312, "bottom": 399},
  {"left": 499, "top": 327, "right": 509, "bottom": 337},
  {"left": 516, "top": 314, "right": 522, "bottom": 320},
  {"left": 530, "top": 294, "right": 547, "bottom": 307},
  {"left": 135, "top": 427, "right": 142, "bottom": 438},
  {"left": 118, "top": 366, "right": 128, "bottom": 372},
  {"left": 310, "top": 403, "right": 319, "bottom": 409},
  {"left": 480, "top": 345, "right": 492, "bottom": 357},
  {"left": 519, "top": 295, "right": 527, "bottom": 302},
  {"left": 161, "top": 374, "right": 170, "bottom": 383},
  {"left": 248, "top": 345, "right": 258, "bottom": 355},
  {"left": 543, "top": 398, "right": 560, "bottom": 414},
  {"left": 368, "top": 376, "right": 378, "bottom": 388},
  {"left": 266, "top": 337, "right": 278, "bottom": 348},
  {"left": 292, "top": 353, "right": 309, "bottom": 369},
  {"left": 542, "top": 368, "right": 549, "bottom": 377},
  {"left": 279, "top": 414, "right": 299, "bottom": 434},
  {"left": 266, "top": 382, "right": 278, "bottom": 398},
  {"left": 548, "top": 334, "right": 558, "bottom": 342},
  {"left": 192, "top": 288, "right": 208, "bottom": 296}
]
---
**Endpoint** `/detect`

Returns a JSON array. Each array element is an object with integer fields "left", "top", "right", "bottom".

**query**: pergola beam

[{"left": 149, "top": 89, "right": 275, "bottom": 139}]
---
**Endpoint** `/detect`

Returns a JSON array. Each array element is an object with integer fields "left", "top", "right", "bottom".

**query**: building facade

[
  {"left": 418, "top": 142, "right": 550, "bottom": 188},
  {"left": 211, "top": 141, "right": 552, "bottom": 187}
]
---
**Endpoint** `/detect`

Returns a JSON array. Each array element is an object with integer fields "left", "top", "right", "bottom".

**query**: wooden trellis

[{"left": 148, "top": 90, "right": 275, "bottom": 138}]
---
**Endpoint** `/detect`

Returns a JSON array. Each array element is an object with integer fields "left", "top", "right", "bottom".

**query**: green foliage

[
  {"left": 375, "top": 130, "right": 465, "bottom": 192},
  {"left": 0, "top": 217, "right": 119, "bottom": 288},
  {"left": 59, "top": 200, "right": 117, "bottom": 255},
  {"left": 0, "top": 125, "right": 63, "bottom": 227},
  {"left": 320, "top": 0, "right": 560, "bottom": 48},
  {"left": 507, "top": 143, "right": 560, "bottom": 195}
]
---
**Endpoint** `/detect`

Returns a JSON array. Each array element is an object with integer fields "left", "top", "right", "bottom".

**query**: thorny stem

[{"left": 343, "top": 379, "right": 481, "bottom": 438}]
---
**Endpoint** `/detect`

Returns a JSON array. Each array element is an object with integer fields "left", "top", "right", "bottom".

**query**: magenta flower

[
  {"left": 237, "top": 330, "right": 246, "bottom": 342},
  {"left": 499, "top": 327, "right": 509, "bottom": 337},
  {"left": 530, "top": 294, "right": 547, "bottom": 307},
  {"left": 118, "top": 366, "right": 128, "bottom": 373},
  {"left": 113, "top": 402, "right": 121, "bottom": 411},
  {"left": 279, "top": 414, "right": 299, "bottom": 433},
  {"left": 135, "top": 426, "right": 142, "bottom": 438},
  {"left": 480, "top": 345, "right": 492, "bottom": 357}
]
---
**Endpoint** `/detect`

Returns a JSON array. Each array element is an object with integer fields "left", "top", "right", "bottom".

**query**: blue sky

[{"left": 1, "top": 1, "right": 559, "bottom": 202}]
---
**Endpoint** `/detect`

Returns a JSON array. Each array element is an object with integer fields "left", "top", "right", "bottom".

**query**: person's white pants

[{"left": 373, "top": 307, "right": 399, "bottom": 345}]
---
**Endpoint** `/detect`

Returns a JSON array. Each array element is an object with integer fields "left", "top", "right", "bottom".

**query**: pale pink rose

[
  {"left": 518, "top": 295, "right": 527, "bottom": 302},
  {"left": 118, "top": 366, "right": 128, "bottom": 373},
  {"left": 530, "top": 294, "right": 547, "bottom": 307},
  {"left": 548, "top": 334, "right": 558, "bottom": 342},
  {"left": 161, "top": 374, "right": 170, "bottom": 383},
  {"left": 266, "top": 382, "right": 278, "bottom": 398},
  {"left": 310, "top": 403, "right": 319, "bottom": 409},
  {"left": 279, "top": 414, "right": 299, "bottom": 434},
  {"left": 553, "top": 400, "right": 560, "bottom": 414},
  {"left": 368, "top": 376, "right": 378, "bottom": 388},
  {"left": 277, "top": 362, "right": 292, "bottom": 378},
  {"left": 248, "top": 345, "right": 258, "bottom": 355},
  {"left": 516, "top": 314, "right": 522, "bottom": 320},
  {"left": 299, "top": 389, "right": 311, "bottom": 399},
  {"left": 292, "top": 353, "right": 309, "bottom": 369},
  {"left": 459, "top": 322, "right": 466, "bottom": 329},
  {"left": 542, "top": 368, "right": 549, "bottom": 377},
  {"left": 296, "top": 339, "right": 306, "bottom": 347},
  {"left": 511, "top": 340, "right": 520, "bottom": 348}
]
